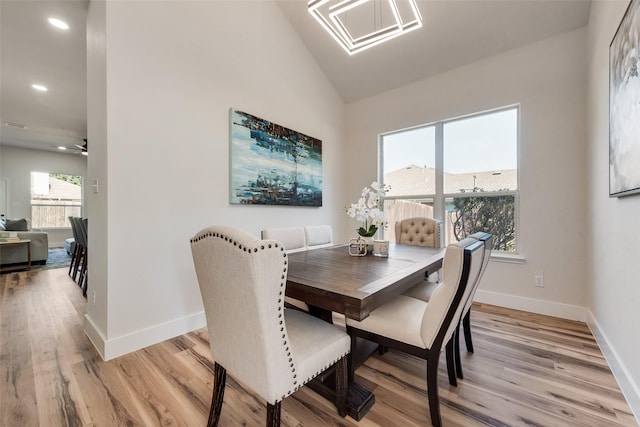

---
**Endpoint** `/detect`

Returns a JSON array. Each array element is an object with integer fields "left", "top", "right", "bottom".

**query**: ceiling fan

[
  {"left": 74, "top": 139, "right": 88, "bottom": 155},
  {"left": 52, "top": 138, "right": 87, "bottom": 155}
]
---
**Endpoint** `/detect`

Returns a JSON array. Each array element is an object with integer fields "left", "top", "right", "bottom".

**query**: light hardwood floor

[{"left": 1, "top": 268, "right": 637, "bottom": 426}]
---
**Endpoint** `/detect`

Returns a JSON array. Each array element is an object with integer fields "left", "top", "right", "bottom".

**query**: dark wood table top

[{"left": 286, "top": 243, "right": 446, "bottom": 321}]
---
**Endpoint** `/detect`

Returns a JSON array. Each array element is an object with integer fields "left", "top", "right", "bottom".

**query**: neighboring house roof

[
  {"left": 33, "top": 177, "right": 82, "bottom": 201},
  {"left": 384, "top": 165, "right": 517, "bottom": 196}
]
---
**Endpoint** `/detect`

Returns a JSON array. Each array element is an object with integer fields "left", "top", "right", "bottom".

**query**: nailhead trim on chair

[{"left": 190, "top": 231, "right": 283, "bottom": 254}]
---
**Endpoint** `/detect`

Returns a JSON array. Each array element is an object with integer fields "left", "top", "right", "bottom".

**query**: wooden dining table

[{"left": 286, "top": 243, "right": 446, "bottom": 420}]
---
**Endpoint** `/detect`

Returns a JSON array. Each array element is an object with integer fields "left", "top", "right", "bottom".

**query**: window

[
  {"left": 31, "top": 172, "right": 83, "bottom": 229},
  {"left": 380, "top": 106, "right": 518, "bottom": 253}
]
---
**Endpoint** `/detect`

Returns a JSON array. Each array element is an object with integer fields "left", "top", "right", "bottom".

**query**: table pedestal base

[
  {"left": 307, "top": 336, "right": 379, "bottom": 420},
  {"left": 308, "top": 373, "right": 375, "bottom": 421}
]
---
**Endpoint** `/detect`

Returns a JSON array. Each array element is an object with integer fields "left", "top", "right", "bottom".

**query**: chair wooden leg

[
  {"left": 463, "top": 311, "right": 473, "bottom": 353},
  {"left": 72, "top": 245, "right": 83, "bottom": 282},
  {"left": 266, "top": 401, "right": 281, "bottom": 427},
  {"left": 454, "top": 325, "right": 463, "bottom": 379},
  {"left": 68, "top": 245, "right": 77, "bottom": 276},
  {"left": 81, "top": 271, "right": 88, "bottom": 297},
  {"left": 426, "top": 350, "right": 442, "bottom": 427},
  {"left": 80, "top": 248, "right": 88, "bottom": 296},
  {"left": 335, "top": 356, "right": 347, "bottom": 417},
  {"left": 445, "top": 337, "right": 457, "bottom": 387},
  {"left": 207, "top": 363, "right": 226, "bottom": 427}
]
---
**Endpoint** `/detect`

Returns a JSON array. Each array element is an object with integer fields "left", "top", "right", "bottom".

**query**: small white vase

[
  {"left": 359, "top": 236, "right": 374, "bottom": 253},
  {"left": 349, "top": 236, "right": 374, "bottom": 256}
]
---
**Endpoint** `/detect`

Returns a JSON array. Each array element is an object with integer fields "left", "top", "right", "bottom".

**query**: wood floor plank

[
  {"left": 1, "top": 273, "right": 39, "bottom": 427},
  {"left": 1, "top": 268, "right": 637, "bottom": 426}
]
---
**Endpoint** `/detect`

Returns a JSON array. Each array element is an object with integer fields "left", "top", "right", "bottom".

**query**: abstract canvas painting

[
  {"left": 610, "top": 0, "right": 640, "bottom": 197},
  {"left": 229, "top": 109, "right": 323, "bottom": 206}
]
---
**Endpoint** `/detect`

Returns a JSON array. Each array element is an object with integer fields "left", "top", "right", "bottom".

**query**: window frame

[{"left": 378, "top": 105, "right": 521, "bottom": 255}]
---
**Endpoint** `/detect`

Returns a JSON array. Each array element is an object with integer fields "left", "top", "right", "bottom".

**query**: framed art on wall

[
  {"left": 610, "top": 0, "right": 640, "bottom": 197},
  {"left": 229, "top": 109, "right": 323, "bottom": 206}
]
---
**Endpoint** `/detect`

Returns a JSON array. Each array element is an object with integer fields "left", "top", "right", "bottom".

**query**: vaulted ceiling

[
  {"left": 278, "top": 1, "right": 592, "bottom": 103},
  {"left": 0, "top": 0, "right": 591, "bottom": 154}
]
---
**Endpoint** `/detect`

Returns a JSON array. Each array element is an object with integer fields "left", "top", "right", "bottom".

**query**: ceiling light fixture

[
  {"left": 4, "top": 122, "right": 28, "bottom": 129},
  {"left": 308, "top": 0, "right": 422, "bottom": 55},
  {"left": 48, "top": 17, "right": 69, "bottom": 30},
  {"left": 58, "top": 146, "right": 67, "bottom": 150},
  {"left": 32, "top": 84, "right": 48, "bottom": 92}
]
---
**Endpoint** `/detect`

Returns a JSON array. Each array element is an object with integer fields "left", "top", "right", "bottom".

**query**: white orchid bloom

[{"left": 346, "top": 181, "right": 390, "bottom": 236}]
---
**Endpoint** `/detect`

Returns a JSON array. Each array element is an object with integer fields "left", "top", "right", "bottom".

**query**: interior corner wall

[
  {"left": 85, "top": 1, "right": 346, "bottom": 359},
  {"left": 586, "top": 0, "right": 640, "bottom": 417},
  {"left": 345, "top": 29, "right": 589, "bottom": 320},
  {"left": 84, "top": 0, "right": 108, "bottom": 355},
  {"left": 0, "top": 145, "right": 87, "bottom": 246}
]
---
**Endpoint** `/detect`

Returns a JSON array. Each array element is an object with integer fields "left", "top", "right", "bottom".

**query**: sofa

[{"left": 0, "top": 218, "right": 49, "bottom": 266}]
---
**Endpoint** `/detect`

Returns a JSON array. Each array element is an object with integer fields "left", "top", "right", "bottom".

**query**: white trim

[
  {"left": 586, "top": 310, "right": 640, "bottom": 424},
  {"left": 490, "top": 253, "right": 526, "bottom": 264},
  {"left": 84, "top": 314, "right": 106, "bottom": 359},
  {"left": 474, "top": 289, "right": 586, "bottom": 321},
  {"left": 0, "top": 178, "right": 9, "bottom": 218},
  {"left": 84, "top": 311, "right": 207, "bottom": 361}
]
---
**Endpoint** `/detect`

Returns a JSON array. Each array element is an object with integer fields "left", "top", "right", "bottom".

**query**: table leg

[{"left": 306, "top": 305, "right": 377, "bottom": 420}]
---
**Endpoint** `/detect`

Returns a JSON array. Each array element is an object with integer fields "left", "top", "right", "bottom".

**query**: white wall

[
  {"left": 586, "top": 0, "right": 640, "bottom": 417},
  {"left": 0, "top": 145, "right": 87, "bottom": 247},
  {"left": 345, "top": 29, "right": 589, "bottom": 320},
  {"left": 85, "top": 0, "right": 347, "bottom": 359}
]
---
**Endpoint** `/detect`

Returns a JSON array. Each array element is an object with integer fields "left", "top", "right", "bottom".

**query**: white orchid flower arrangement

[{"left": 346, "top": 181, "right": 390, "bottom": 238}]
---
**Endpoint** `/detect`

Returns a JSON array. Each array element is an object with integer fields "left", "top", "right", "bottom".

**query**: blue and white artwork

[{"left": 230, "top": 109, "right": 323, "bottom": 206}]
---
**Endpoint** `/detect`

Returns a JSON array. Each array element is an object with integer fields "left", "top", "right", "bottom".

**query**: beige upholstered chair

[
  {"left": 190, "top": 226, "right": 350, "bottom": 427},
  {"left": 261, "top": 227, "right": 306, "bottom": 253},
  {"left": 345, "top": 238, "right": 484, "bottom": 427},
  {"left": 304, "top": 225, "right": 333, "bottom": 250},
  {"left": 395, "top": 216, "right": 442, "bottom": 248},
  {"left": 396, "top": 217, "right": 443, "bottom": 283},
  {"left": 404, "top": 232, "right": 493, "bottom": 381},
  {"left": 455, "top": 232, "right": 493, "bottom": 374}
]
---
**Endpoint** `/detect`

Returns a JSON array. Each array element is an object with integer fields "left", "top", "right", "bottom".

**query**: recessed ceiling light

[
  {"left": 48, "top": 17, "right": 69, "bottom": 30},
  {"left": 4, "top": 122, "right": 28, "bottom": 129},
  {"left": 58, "top": 146, "right": 67, "bottom": 150},
  {"left": 32, "top": 84, "right": 48, "bottom": 92}
]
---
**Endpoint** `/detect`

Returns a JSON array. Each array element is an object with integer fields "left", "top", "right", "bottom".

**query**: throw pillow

[{"left": 5, "top": 218, "right": 29, "bottom": 231}]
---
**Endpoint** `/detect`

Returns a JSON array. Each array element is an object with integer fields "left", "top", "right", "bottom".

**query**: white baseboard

[
  {"left": 84, "top": 311, "right": 207, "bottom": 361},
  {"left": 474, "top": 290, "right": 587, "bottom": 321},
  {"left": 586, "top": 310, "right": 640, "bottom": 424},
  {"left": 84, "top": 314, "right": 106, "bottom": 358}
]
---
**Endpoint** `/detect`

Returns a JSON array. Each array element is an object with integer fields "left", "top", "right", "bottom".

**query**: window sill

[
  {"left": 33, "top": 227, "right": 72, "bottom": 232},
  {"left": 490, "top": 253, "right": 526, "bottom": 264}
]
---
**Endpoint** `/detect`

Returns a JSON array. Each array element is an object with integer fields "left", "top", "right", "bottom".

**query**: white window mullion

[{"left": 434, "top": 122, "right": 444, "bottom": 228}]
